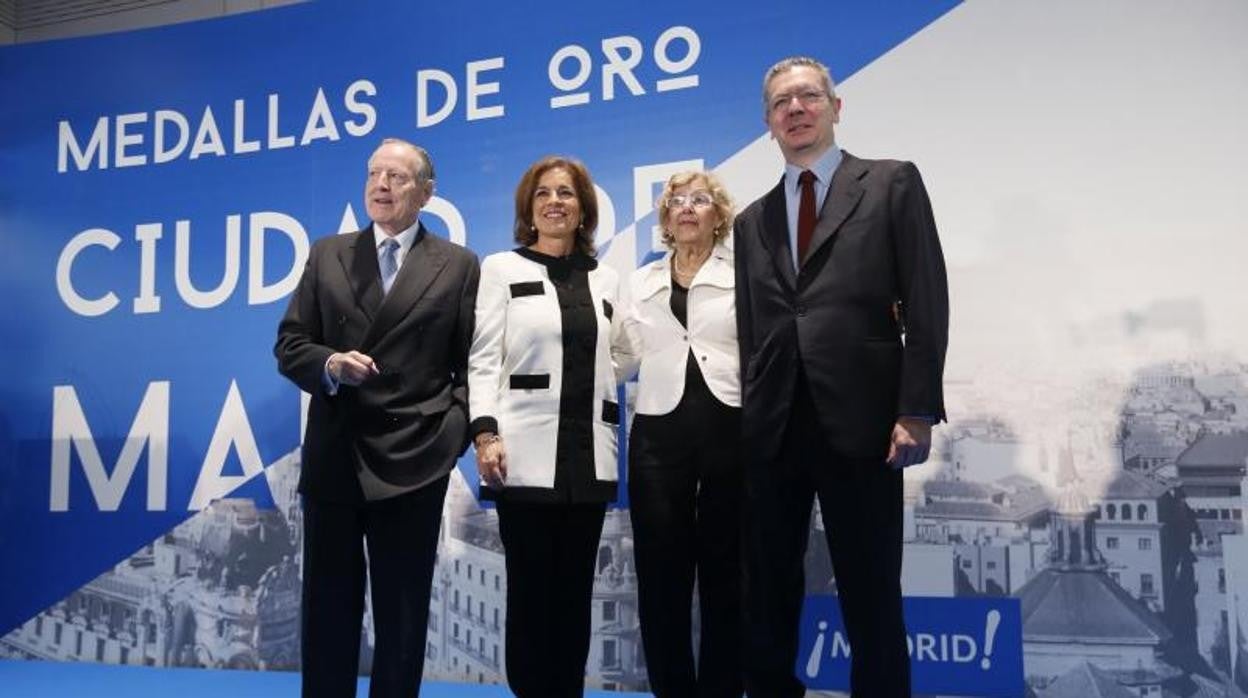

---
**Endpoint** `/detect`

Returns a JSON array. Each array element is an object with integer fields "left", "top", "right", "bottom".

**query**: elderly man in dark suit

[
  {"left": 276, "top": 138, "right": 479, "bottom": 697},
  {"left": 734, "top": 56, "right": 949, "bottom": 697}
]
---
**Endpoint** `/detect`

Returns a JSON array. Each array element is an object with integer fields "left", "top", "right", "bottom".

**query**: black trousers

[
  {"left": 742, "top": 381, "right": 909, "bottom": 698},
  {"left": 300, "top": 475, "right": 449, "bottom": 698},
  {"left": 629, "top": 402, "right": 743, "bottom": 698},
  {"left": 496, "top": 500, "right": 607, "bottom": 698}
]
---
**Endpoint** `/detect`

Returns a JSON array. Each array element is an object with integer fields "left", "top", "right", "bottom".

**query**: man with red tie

[{"left": 733, "top": 56, "right": 949, "bottom": 697}]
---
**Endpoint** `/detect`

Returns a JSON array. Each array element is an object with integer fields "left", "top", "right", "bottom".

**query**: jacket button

[
  {"left": 701, "top": 355, "right": 707, "bottom": 362},
  {"left": 682, "top": 334, "right": 688, "bottom": 341},
  {"left": 796, "top": 305, "right": 806, "bottom": 316}
]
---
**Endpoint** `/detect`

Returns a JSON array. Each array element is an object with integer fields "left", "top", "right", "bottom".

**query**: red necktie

[{"left": 797, "top": 169, "right": 817, "bottom": 264}]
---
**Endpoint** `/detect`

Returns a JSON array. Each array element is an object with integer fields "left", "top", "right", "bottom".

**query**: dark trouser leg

[
  {"left": 694, "top": 406, "right": 744, "bottom": 698},
  {"left": 550, "top": 503, "right": 607, "bottom": 697},
  {"left": 741, "top": 410, "right": 815, "bottom": 698},
  {"left": 497, "top": 500, "right": 554, "bottom": 698},
  {"left": 814, "top": 458, "right": 909, "bottom": 698},
  {"left": 301, "top": 496, "right": 367, "bottom": 698},
  {"left": 363, "top": 475, "right": 449, "bottom": 698},
  {"left": 629, "top": 415, "right": 698, "bottom": 698},
  {"left": 498, "top": 500, "right": 606, "bottom": 698}
]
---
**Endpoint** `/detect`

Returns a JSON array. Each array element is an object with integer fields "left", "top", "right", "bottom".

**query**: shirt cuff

[
  {"left": 900, "top": 415, "right": 936, "bottom": 424},
  {"left": 322, "top": 357, "right": 340, "bottom": 396}
]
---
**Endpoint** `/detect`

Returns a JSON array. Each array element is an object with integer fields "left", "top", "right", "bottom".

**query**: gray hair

[
  {"left": 761, "top": 56, "right": 837, "bottom": 117},
  {"left": 377, "top": 137, "right": 436, "bottom": 180}
]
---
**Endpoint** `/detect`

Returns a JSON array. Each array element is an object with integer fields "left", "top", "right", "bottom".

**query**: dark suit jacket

[
  {"left": 275, "top": 224, "right": 479, "bottom": 502},
  {"left": 734, "top": 152, "right": 948, "bottom": 464}
]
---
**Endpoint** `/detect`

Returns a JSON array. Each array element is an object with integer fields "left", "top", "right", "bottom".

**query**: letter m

[
  {"left": 50, "top": 382, "right": 169, "bottom": 511},
  {"left": 58, "top": 117, "right": 109, "bottom": 173}
]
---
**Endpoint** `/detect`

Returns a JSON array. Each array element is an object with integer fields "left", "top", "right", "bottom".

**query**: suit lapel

[
  {"left": 803, "top": 152, "right": 866, "bottom": 266},
  {"left": 362, "top": 224, "right": 448, "bottom": 349},
  {"left": 340, "top": 227, "right": 384, "bottom": 322},
  {"left": 757, "top": 178, "right": 797, "bottom": 291}
]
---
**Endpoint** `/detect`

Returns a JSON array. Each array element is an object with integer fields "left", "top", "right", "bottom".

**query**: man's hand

[
  {"left": 327, "top": 350, "right": 381, "bottom": 386},
  {"left": 475, "top": 434, "right": 507, "bottom": 488},
  {"left": 886, "top": 416, "right": 932, "bottom": 469}
]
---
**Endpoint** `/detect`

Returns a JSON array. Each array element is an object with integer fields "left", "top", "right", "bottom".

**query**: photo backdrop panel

[{"left": 5, "top": 1, "right": 1247, "bottom": 695}]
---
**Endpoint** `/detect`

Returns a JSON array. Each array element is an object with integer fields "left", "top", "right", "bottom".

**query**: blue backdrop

[{"left": 0, "top": 0, "right": 998, "bottom": 692}]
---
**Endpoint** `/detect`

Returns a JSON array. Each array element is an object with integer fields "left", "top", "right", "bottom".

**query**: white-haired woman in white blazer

[
  {"left": 615, "top": 170, "right": 743, "bottom": 697},
  {"left": 468, "top": 155, "right": 626, "bottom": 697}
]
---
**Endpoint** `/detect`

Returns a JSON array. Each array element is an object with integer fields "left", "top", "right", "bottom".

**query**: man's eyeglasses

[{"left": 769, "top": 89, "right": 827, "bottom": 114}]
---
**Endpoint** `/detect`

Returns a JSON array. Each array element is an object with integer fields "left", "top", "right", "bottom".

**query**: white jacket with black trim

[{"left": 468, "top": 249, "right": 627, "bottom": 491}]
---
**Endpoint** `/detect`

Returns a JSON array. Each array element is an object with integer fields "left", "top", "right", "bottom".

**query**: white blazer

[
  {"left": 468, "top": 250, "right": 625, "bottom": 489},
  {"left": 616, "top": 242, "right": 740, "bottom": 415}
]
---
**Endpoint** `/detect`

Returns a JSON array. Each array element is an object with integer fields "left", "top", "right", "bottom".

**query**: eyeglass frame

[
  {"left": 767, "top": 88, "right": 829, "bottom": 114},
  {"left": 664, "top": 192, "right": 716, "bottom": 210}
]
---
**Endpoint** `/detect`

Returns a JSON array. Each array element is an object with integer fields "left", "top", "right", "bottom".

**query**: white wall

[{"left": 1, "top": 0, "right": 303, "bottom": 45}]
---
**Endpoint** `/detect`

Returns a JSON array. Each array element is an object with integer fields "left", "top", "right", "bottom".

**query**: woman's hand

[{"left": 475, "top": 433, "right": 507, "bottom": 488}]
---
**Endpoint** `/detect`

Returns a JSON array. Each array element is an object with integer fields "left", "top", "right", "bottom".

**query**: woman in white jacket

[
  {"left": 616, "top": 171, "right": 742, "bottom": 697},
  {"left": 468, "top": 156, "right": 624, "bottom": 697}
]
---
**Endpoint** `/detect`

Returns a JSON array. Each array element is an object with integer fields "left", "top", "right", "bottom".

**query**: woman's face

[
  {"left": 664, "top": 181, "right": 720, "bottom": 250},
  {"left": 531, "top": 167, "right": 582, "bottom": 242}
]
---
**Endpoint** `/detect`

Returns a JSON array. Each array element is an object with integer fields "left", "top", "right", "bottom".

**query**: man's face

[
  {"left": 765, "top": 66, "right": 841, "bottom": 162},
  {"left": 365, "top": 143, "right": 432, "bottom": 235}
]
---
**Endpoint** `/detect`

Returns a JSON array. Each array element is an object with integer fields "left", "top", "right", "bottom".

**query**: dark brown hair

[{"left": 513, "top": 156, "right": 598, "bottom": 257}]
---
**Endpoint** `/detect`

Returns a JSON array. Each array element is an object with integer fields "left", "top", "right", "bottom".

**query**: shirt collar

[
  {"left": 784, "top": 144, "right": 842, "bottom": 193},
  {"left": 373, "top": 218, "right": 420, "bottom": 252},
  {"left": 641, "top": 241, "right": 734, "bottom": 296}
]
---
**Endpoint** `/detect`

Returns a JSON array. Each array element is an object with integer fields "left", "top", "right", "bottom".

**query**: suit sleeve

[
  {"left": 274, "top": 240, "right": 336, "bottom": 396},
  {"left": 732, "top": 220, "right": 755, "bottom": 390},
  {"left": 467, "top": 255, "right": 506, "bottom": 437},
  {"left": 890, "top": 162, "right": 949, "bottom": 421},
  {"left": 451, "top": 252, "right": 480, "bottom": 409}
]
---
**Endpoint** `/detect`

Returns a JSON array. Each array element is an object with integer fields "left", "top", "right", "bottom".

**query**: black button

[
  {"left": 700, "top": 355, "right": 707, "bottom": 362},
  {"left": 796, "top": 305, "right": 806, "bottom": 316},
  {"left": 682, "top": 335, "right": 688, "bottom": 341}
]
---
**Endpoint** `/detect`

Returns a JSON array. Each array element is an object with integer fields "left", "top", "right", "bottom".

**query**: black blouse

[{"left": 668, "top": 278, "right": 726, "bottom": 417}]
